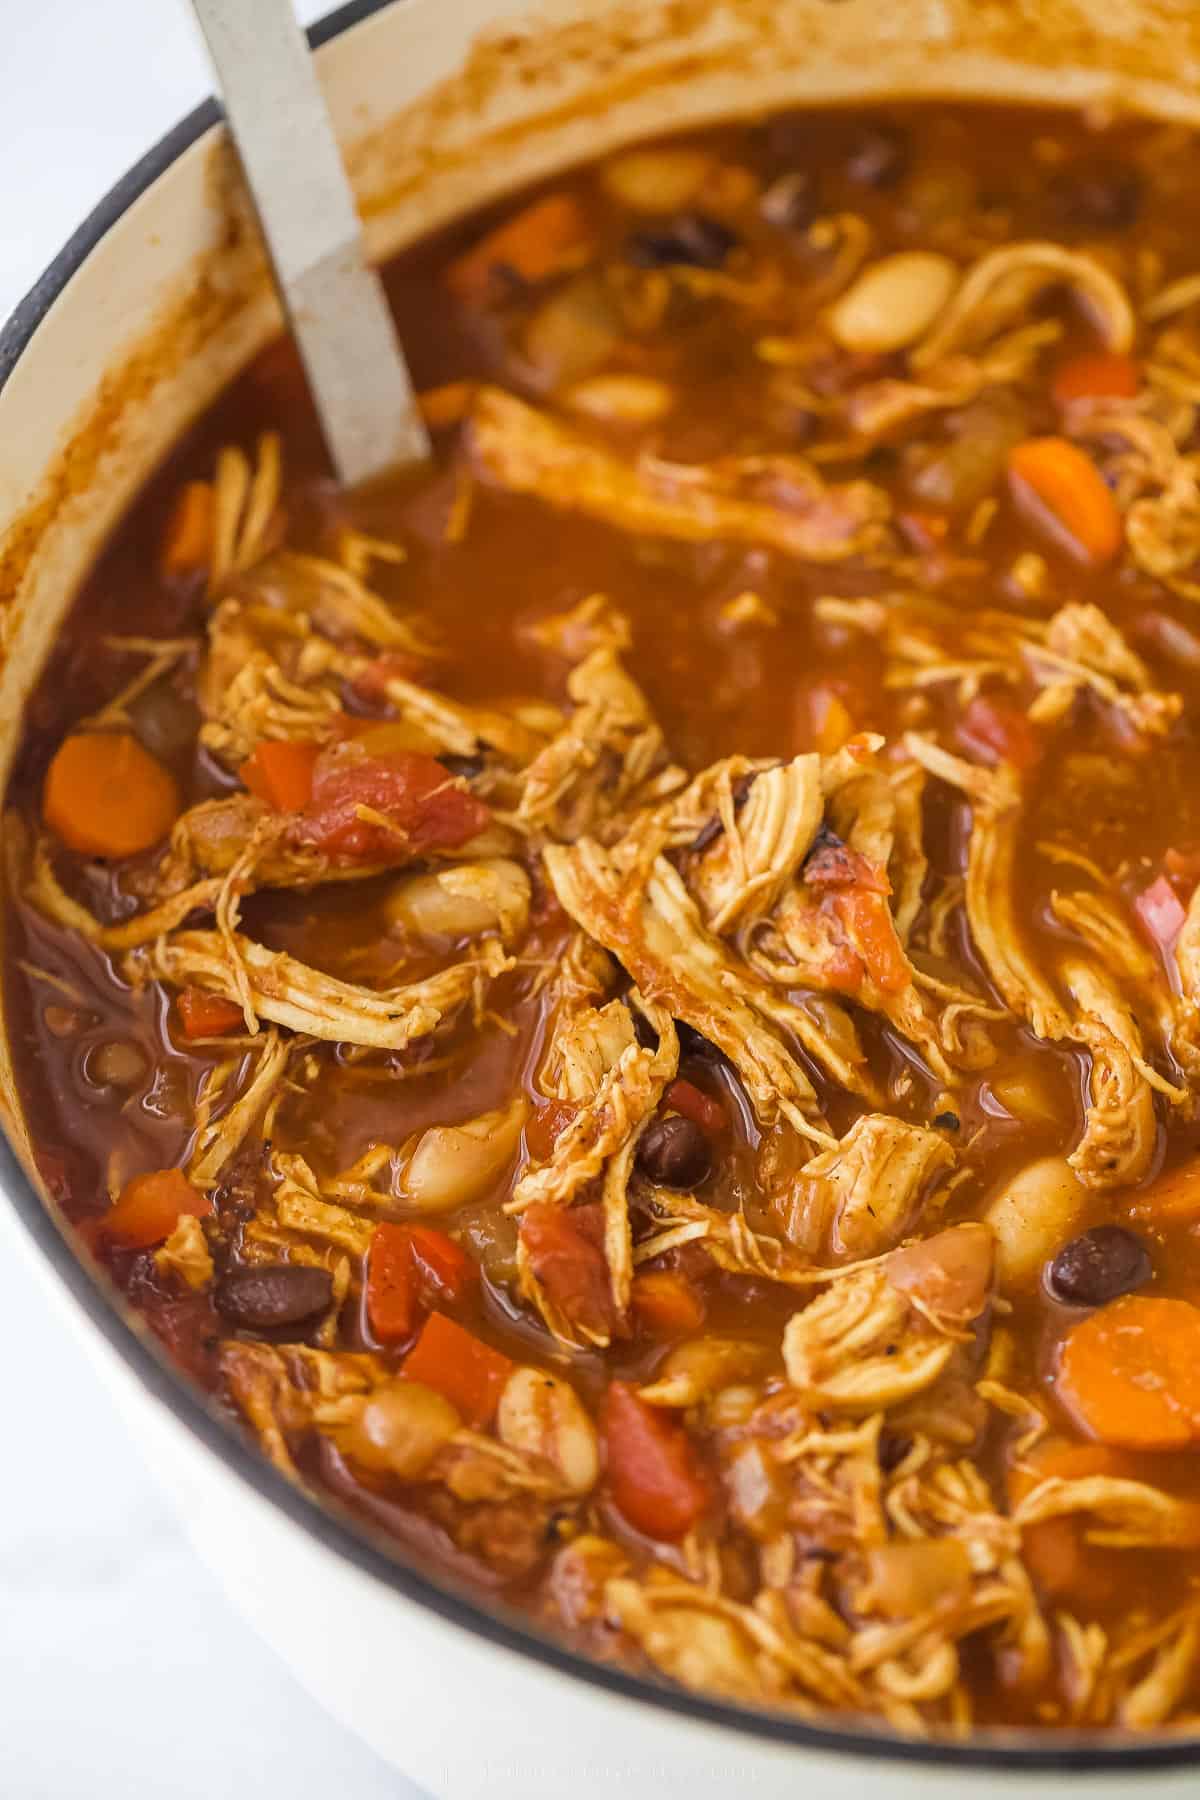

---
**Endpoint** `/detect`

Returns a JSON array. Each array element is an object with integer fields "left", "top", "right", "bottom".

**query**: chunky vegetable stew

[{"left": 13, "top": 102, "right": 1200, "bottom": 1735}]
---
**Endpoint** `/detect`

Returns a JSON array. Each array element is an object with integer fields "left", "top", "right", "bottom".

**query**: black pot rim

[{"left": 1, "top": 1, "right": 1196, "bottom": 1772}]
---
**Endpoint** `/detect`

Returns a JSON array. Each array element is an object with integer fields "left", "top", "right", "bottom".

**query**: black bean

[
  {"left": 636, "top": 1116, "right": 712, "bottom": 1189},
  {"left": 878, "top": 1430, "right": 913, "bottom": 1473},
  {"left": 1051, "top": 159, "right": 1143, "bottom": 233},
  {"left": 932, "top": 1110, "right": 961, "bottom": 1132},
  {"left": 675, "top": 1020, "right": 717, "bottom": 1059},
  {"left": 214, "top": 1263, "right": 334, "bottom": 1332},
  {"left": 438, "top": 752, "right": 485, "bottom": 780},
  {"left": 1047, "top": 1226, "right": 1151, "bottom": 1308},
  {"left": 845, "top": 124, "right": 909, "bottom": 188},
  {"left": 761, "top": 170, "right": 820, "bottom": 233},
  {"left": 625, "top": 213, "right": 739, "bottom": 270}
]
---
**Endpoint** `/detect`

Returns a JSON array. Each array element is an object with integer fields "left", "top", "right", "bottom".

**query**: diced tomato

[
  {"left": 804, "top": 835, "right": 890, "bottom": 893},
  {"left": 823, "top": 942, "right": 866, "bottom": 993},
  {"left": 631, "top": 1270, "right": 707, "bottom": 1338},
  {"left": 406, "top": 1225, "right": 476, "bottom": 1308},
  {"left": 1052, "top": 351, "right": 1139, "bottom": 409},
  {"left": 102, "top": 1169, "right": 211, "bottom": 1250},
  {"left": 351, "top": 652, "right": 427, "bottom": 703},
  {"left": 601, "top": 1380, "right": 711, "bottom": 1540},
  {"left": 239, "top": 739, "right": 320, "bottom": 812},
  {"left": 366, "top": 1222, "right": 420, "bottom": 1343},
  {"left": 663, "top": 1078, "right": 726, "bottom": 1136},
  {"left": 519, "top": 1202, "right": 615, "bottom": 1340},
  {"left": 525, "top": 1100, "right": 579, "bottom": 1163},
  {"left": 366, "top": 1223, "right": 476, "bottom": 1345},
  {"left": 1134, "top": 874, "right": 1187, "bottom": 952},
  {"left": 833, "top": 888, "right": 910, "bottom": 994},
  {"left": 177, "top": 987, "right": 245, "bottom": 1039},
  {"left": 294, "top": 745, "right": 489, "bottom": 861},
  {"left": 956, "top": 694, "right": 1042, "bottom": 773},
  {"left": 160, "top": 480, "right": 214, "bottom": 578},
  {"left": 402, "top": 1312, "right": 512, "bottom": 1427}
]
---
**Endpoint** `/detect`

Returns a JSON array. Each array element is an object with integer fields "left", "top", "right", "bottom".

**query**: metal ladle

[{"left": 189, "top": 0, "right": 431, "bottom": 486}]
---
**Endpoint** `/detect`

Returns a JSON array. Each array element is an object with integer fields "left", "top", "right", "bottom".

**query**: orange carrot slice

[
  {"left": 631, "top": 1270, "right": 707, "bottom": 1338},
  {"left": 446, "top": 194, "right": 593, "bottom": 304},
  {"left": 177, "top": 988, "right": 245, "bottom": 1039},
  {"left": 160, "top": 480, "right": 215, "bottom": 578},
  {"left": 43, "top": 732, "right": 181, "bottom": 859},
  {"left": 239, "top": 739, "right": 320, "bottom": 813},
  {"left": 102, "top": 1169, "right": 211, "bottom": 1250},
  {"left": 1008, "top": 436, "right": 1123, "bottom": 566},
  {"left": 1057, "top": 1295, "right": 1200, "bottom": 1449}
]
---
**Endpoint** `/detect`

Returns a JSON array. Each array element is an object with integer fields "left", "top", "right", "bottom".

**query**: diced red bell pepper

[
  {"left": 663, "top": 1078, "right": 726, "bottom": 1136},
  {"left": 239, "top": 739, "right": 321, "bottom": 812},
  {"left": 402, "top": 1312, "right": 513, "bottom": 1427},
  {"left": 406, "top": 1225, "right": 476, "bottom": 1308},
  {"left": 601, "top": 1380, "right": 711, "bottom": 1540},
  {"left": 519, "top": 1202, "right": 615, "bottom": 1340},
  {"left": 177, "top": 987, "right": 245, "bottom": 1039},
  {"left": 102, "top": 1169, "right": 211, "bottom": 1250},
  {"left": 630, "top": 1270, "right": 707, "bottom": 1338},
  {"left": 294, "top": 746, "right": 489, "bottom": 861},
  {"left": 1051, "top": 350, "right": 1139, "bottom": 409},
  {"left": 1134, "top": 875, "right": 1187, "bottom": 952},
  {"left": 956, "top": 695, "right": 1042, "bottom": 773}
]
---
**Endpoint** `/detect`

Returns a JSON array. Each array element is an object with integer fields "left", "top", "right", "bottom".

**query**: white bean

[
  {"left": 404, "top": 1097, "right": 529, "bottom": 1214},
  {"left": 829, "top": 251, "right": 959, "bottom": 355},
  {"left": 497, "top": 1366, "right": 599, "bottom": 1493},
  {"left": 383, "top": 858, "right": 530, "bottom": 945},
  {"left": 564, "top": 375, "right": 675, "bottom": 425},
  {"left": 601, "top": 147, "right": 715, "bottom": 213},
  {"left": 337, "top": 1380, "right": 460, "bottom": 1478},
  {"left": 984, "top": 1155, "right": 1089, "bottom": 1291}
]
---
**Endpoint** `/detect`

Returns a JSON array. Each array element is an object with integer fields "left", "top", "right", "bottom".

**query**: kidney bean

[
  {"left": 214, "top": 1263, "right": 334, "bottom": 1331},
  {"left": 636, "top": 1116, "right": 712, "bottom": 1189},
  {"left": 1047, "top": 1226, "right": 1151, "bottom": 1308}
]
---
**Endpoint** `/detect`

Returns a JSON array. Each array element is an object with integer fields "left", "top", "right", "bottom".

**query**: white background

[{"left": 1, "top": 3, "right": 422, "bottom": 1795}]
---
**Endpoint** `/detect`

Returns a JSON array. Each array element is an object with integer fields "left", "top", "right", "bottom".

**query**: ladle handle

[{"left": 189, "top": 0, "right": 430, "bottom": 485}]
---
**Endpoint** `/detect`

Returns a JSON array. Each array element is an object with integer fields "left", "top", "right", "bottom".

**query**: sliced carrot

[
  {"left": 160, "top": 480, "right": 215, "bottom": 578},
  {"left": 1052, "top": 351, "right": 1139, "bottom": 409},
  {"left": 177, "top": 988, "right": 245, "bottom": 1039},
  {"left": 102, "top": 1169, "right": 210, "bottom": 1250},
  {"left": 402, "top": 1312, "right": 513, "bottom": 1428},
  {"left": 1008, "top": 436, "right": 1123, "bottom": 566},
  {"left": 1057, "top": 1295, "right": 1200, "bottom": 1449},
  {"left": 664, "top": 1078, "right": 726, "bottom": 1136},
  {"left": 601, "top": 1380, "right": 711, "bottom": 1540},
  {"left": 239, "top": 739, "right": 320, "bottom": 813},
  {"left": 446, "top": 193, "right": 594, "bottom": 304},
  {"left": 417, "top": 381, "right": 476, "bottom": 430},
  {"left": 525, "top": 1100, "right": 580, "bottom": 1163},
  {"left": 43, "top": 731, "right": 180, "bottom": 859},
  {"left": 631, "top": 1270, "right": 707, "bottom": 1338},
  {"left": 1008, "top": 1438, "right": 1136, "bottom": 1603},
  {"left": 1129, "top": 1154, "right": 1200, "bottom": 1224}
]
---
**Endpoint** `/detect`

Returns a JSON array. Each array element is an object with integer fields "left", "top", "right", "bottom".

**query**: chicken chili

[{"left": 12, "top": 102, "right": 1200, "bottom": 1736}]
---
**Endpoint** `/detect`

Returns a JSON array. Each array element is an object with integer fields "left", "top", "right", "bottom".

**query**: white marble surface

[{"left": 0, "top": 4, "right": 423, "bottom": 1794}]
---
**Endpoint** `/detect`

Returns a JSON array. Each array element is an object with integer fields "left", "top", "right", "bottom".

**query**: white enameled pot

[{"left": 4, "top": 3, "right": 1200, "bottom": 1793}]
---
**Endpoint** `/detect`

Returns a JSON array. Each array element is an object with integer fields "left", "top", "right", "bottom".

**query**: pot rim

[{"left": 2, "top": 0, "right": 1197, "bottom": 1770}]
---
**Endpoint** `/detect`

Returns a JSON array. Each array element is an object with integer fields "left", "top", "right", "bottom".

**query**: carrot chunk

[
  {"left": 601, "top": 1380, "right": 711, "bottom": 1540},
  {"left": 1052, "top": 350, "right": 1139, "bottom": 409},
  {"left": 1057, "top": 1295, "right": 1200, "bottom": 1449},
  {"left": 102, "top": 1169, "right": 211, "bottom": 1250},
  {"left": 631, "top": 1270, "right": 707, "bottom": 1338},
  {"left": 239, "top": 739, "right": 320, "bottom": 813},
  {"left": 1008, "top": 436, "right": 1123, "bottom": 565},
  {"left": 177, "top": 988, "right": 245, "bottom": 1039},
  {"left": 1129, "top": 1154, "right": 1200, "bottom": 1224},
  {"left": 446, "top": 193, "right": 593, "bottom": 304},
  {"left": 417, "top": 381, "right": 477, "bottom": 429},
  {"left": 1008, "top": 1439, "right": 1138, "bottom": 1603},
  {"left": 663, "top": 1078, "right": 726, "bottom": 1136},
  {"left": 160, "top": 480, "right": 215, "bottom": 578},
  {"left": 43, "top": 731, "right": 180, "bottom": 859},
  {"left": 402, "top": 1312, "right": 512, "bottom": 1427}
]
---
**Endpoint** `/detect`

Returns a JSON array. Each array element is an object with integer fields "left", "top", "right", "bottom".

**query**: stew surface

[{"left": 10, "top": 102, "right": 1200, "bottom": 1736}]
